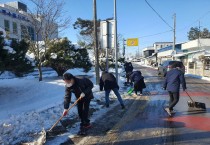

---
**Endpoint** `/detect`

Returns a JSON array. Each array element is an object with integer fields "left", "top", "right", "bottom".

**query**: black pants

[
  {"left": 168, "top": 91, "right": 180, "bottom": 111},
  {"left": 77, "top": 97, "right": 91, "bottom": 127},
  {"left": 134, "top": 80, "right": 144, "bottom": 95},
  {"left": 126, "top": 71, "right": 132, "bottom": 83}
]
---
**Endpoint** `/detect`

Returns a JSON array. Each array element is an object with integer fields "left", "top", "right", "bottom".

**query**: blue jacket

[{"left": 163, "top": 68, "right": 187, "bottom": 92}]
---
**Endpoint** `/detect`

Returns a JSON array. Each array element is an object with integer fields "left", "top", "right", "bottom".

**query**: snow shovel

[
  {"left": 48, "top": 96, "right": 83, "bottom": 132},
  {"left": 127, "top": 87, "right": 134, "bottom": 95},
  {"left": 186, "top": 91, "right": 206, "bottom": 110},
  {"left": 23, "top": 96, "right": 83, "bottom": 145}
]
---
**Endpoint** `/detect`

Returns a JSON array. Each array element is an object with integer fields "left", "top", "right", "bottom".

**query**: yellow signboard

[{"left": 127, "top": 38, "right": 139, "bottom": 46}]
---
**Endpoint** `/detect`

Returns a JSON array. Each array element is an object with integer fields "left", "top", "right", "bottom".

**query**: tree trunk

[
  {"left": 38, "top": 62, "right": 42, "bottom": 81},
  {"left": 53, "top": 66, "right": 66, "bottom": 77},
  {"left": 57, "top": 70, "right": 65, "bottom": 77}
]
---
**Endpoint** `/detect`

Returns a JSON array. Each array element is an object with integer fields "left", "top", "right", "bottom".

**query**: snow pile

[
  {"left": 185, "top": 74, "right": 210, "bottom": 82},
  {"left": 0, "top": 71, "right": 16, "bottom": 79},
  {"left": 65, "top": 68, "right": 95, "bottom": 77}
]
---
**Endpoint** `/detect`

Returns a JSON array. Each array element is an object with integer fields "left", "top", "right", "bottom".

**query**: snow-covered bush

[
  {"left": 0, "top": 37, "right": 34, "bottom": 76},
  {"left": 43, "top": 37, "right": 92, "bottom": 76}
]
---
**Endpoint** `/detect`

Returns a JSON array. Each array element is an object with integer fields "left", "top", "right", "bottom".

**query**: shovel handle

[
  {"left": 49, "top": 96, "right": 82, "bottom": 131},
  {"left": 185, "top": 91, "right": 194, "bottom": 103}
]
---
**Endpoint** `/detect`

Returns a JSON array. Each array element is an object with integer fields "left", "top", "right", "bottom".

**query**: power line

[
  {"left": 145, "top": 0, "right": 173, "bottom": 29},
  {"left": 177, "top": 11, "right": 210, "bottom": 32},
  {"left": 138, "top": 30, "right": 172, "bottom": 38},
  {"left": 137, "top": 10, "right": 210, "bottom": 39}
]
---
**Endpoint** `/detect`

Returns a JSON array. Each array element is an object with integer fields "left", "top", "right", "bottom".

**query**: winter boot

[
  {"left": 121, "top": 104, "right": 125, "bottom": 109},
  {"left": 77, "top": 127, "right": 87, "bottom": 136}
]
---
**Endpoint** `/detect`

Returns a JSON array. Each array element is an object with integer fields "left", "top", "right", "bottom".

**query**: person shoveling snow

[
  {"left": 22, "top": 72, "right": 94, "bottom": 144},
  {"left": 62, "top": 72, "right": 94, "bottom": 135}
]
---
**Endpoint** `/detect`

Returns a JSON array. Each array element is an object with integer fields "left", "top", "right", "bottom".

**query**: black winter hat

[{"left": 63, "top": 73, "right": 74, "bottom": 80}]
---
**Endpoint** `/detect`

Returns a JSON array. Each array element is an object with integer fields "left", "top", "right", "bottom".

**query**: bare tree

[{"left": 27, "top": 0, "right": 71, "bottom": 81}]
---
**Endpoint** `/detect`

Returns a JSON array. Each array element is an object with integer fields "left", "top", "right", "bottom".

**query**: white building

[
  {"left": 142, "top": 46, "right": 154, "bottom": 58},
  {"left": 153, "top": 42, "right": 173, "bottom": 52},
  {"left": 176, "top": 39, "right": 210, "bottom": 76},
  {"left": 0, "top": 1, "right": 58, "bottom": 41}
]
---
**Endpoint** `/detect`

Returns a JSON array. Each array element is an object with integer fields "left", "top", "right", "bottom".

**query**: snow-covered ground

[
  {"left": 3, "top": 63, "right": 208, "bottom": 144},
  {"left": 185, "top": 74, "right": 210, "bottom": 82},
  {"left": 0, "top": 67, "right": 126, "bottom": 144}
]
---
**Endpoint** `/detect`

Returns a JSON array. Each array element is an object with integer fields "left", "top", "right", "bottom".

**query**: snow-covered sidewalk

[{"left": 0, "top": 67, "right": 127, "bottom": 144}]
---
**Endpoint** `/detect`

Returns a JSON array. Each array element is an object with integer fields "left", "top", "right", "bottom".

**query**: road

[{"left": 61, "top": 63, "right": 210, "bottom": 145}]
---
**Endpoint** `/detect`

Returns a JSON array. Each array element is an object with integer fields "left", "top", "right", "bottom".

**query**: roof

[
  {"left": 174, "top": 49, "right": 205, "bottom": 57},
  {"left": 158, "top": 44, "right": 182, "bottom": 53},
  {"left": 153, "top": 42, "right": 173, "bottom": 44}
]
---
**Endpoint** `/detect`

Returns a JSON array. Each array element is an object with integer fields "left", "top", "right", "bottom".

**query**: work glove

[
  {"left": 63, "top": 109, "right": 68, "bottom": 116},
  {"left": 80, "top": 92, "right": 85, "bottom": 98}
]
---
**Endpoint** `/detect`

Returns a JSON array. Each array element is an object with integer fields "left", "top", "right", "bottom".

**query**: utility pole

[
  {"left": 172, "top": 13, "right": 176, "bottom": 60},
  {"left": 93, "top": 0, "right": 100, "bottom": 84},
  {"left": 106, "top": 20, "right": 109, "bottom": 71},
  {"left": 123, "top": 38, "right": 125, "bottom": 58},
  {"left": 114, "top": 0, "right": 118, "bottom": 82},
  {"left": 198, "top": 21, "right": 201, "bottom": 48}
]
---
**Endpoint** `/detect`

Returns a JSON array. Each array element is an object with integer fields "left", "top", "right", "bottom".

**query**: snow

[
  {"left": 50, "top": 53, "right": 57, "bottom": 59},
  {"left": 26, "top": 52, "right": 35, "bottom": 64},
  {"left": 65, "top": 68, "right": 95, "bottom": 77},
  {"left": 0, "top": 27, "right": 6, "bottom": 38},
  {"left": 3, "top": 63, "right": 204, "bottom": 144},
  {"left": 4, "top": 39, "right": 12, "bottom": 46},
  {"left": 0, "top": 71, "right": 16, "bottom": 79},
  {"left": 185, "top": 74, "right": 210, "bottom": 82},
  {"left": 3, "top": 46, "right": 16, "bottom": 54},
  {"left": 0, "top": 67, "right": 126, "bottom": 144}
]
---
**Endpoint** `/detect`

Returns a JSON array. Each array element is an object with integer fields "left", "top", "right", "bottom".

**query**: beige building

[{"left": 175, "top": 39, "right": 210, "bottom": 77}]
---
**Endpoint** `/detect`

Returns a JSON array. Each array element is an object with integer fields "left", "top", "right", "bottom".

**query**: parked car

[{"left": 158, "top": 60, "right": 185, "bottom": 77}]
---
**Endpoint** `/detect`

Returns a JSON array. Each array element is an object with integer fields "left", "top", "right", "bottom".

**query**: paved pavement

[{"left": 63, "top": 63, "right": 210, "bottom": 145}]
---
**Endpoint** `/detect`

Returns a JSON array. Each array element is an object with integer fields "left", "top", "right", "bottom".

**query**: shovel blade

[
  {"left": 22, "top": 129, "right": 46, "bottom": 145},
  {"left": 187, "top": 101, "right": 206, "bottom": 110}
]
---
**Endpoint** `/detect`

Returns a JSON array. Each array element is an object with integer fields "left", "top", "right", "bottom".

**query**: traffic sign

[{"left": 127, "top": 38, "right": 139, "bottom": 46}]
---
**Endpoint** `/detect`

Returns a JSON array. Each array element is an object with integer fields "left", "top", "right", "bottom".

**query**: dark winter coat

[
  {"left": 124, "top": 62, "right": 133, "bottom": 72},
  {"left": 163, "top": 68, "right": 187, "bottom": 92},
  {"left": 64, "top": 77, "right": 94, "bottom": 109},
  {"left": 130, "top": 71, "right": 146, "bottom": 90},
  {"left": 129, "top": 71, "right": 143, "bottom": 83},
  {"left": 100, "top": 72, "right": 119, "bottom": 91}
]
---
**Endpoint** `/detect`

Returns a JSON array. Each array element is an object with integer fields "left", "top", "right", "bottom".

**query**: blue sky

[{"left": 2, "top": 0, "right": 210, "bottom": 55}]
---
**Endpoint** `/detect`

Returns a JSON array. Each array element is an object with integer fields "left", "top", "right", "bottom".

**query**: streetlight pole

[
  {"left": 93, "top": 0, "right": 100, "bottom": 84},
  {"left": 114, "top": 0, "right": 118, "bottom": 82}
]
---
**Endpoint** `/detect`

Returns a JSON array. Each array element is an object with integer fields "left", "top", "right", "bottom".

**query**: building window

[
  {"left": 13, "top": 22, "right": 18, "bottom": 34},
  {"left": 189, "top": 62, "right": 194, "bottom": 69},
  {"left": 28, "top": 26, "right": 35, "bottom": 41},
  {"left": 4, "top": 19, "right": 10, "bottom": 32},
  {"left": 21, "top": 25, "right": 27, "bottom": 39},
  {"left": 205, "top": 59, "right": 210, "bottom": 70}
]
